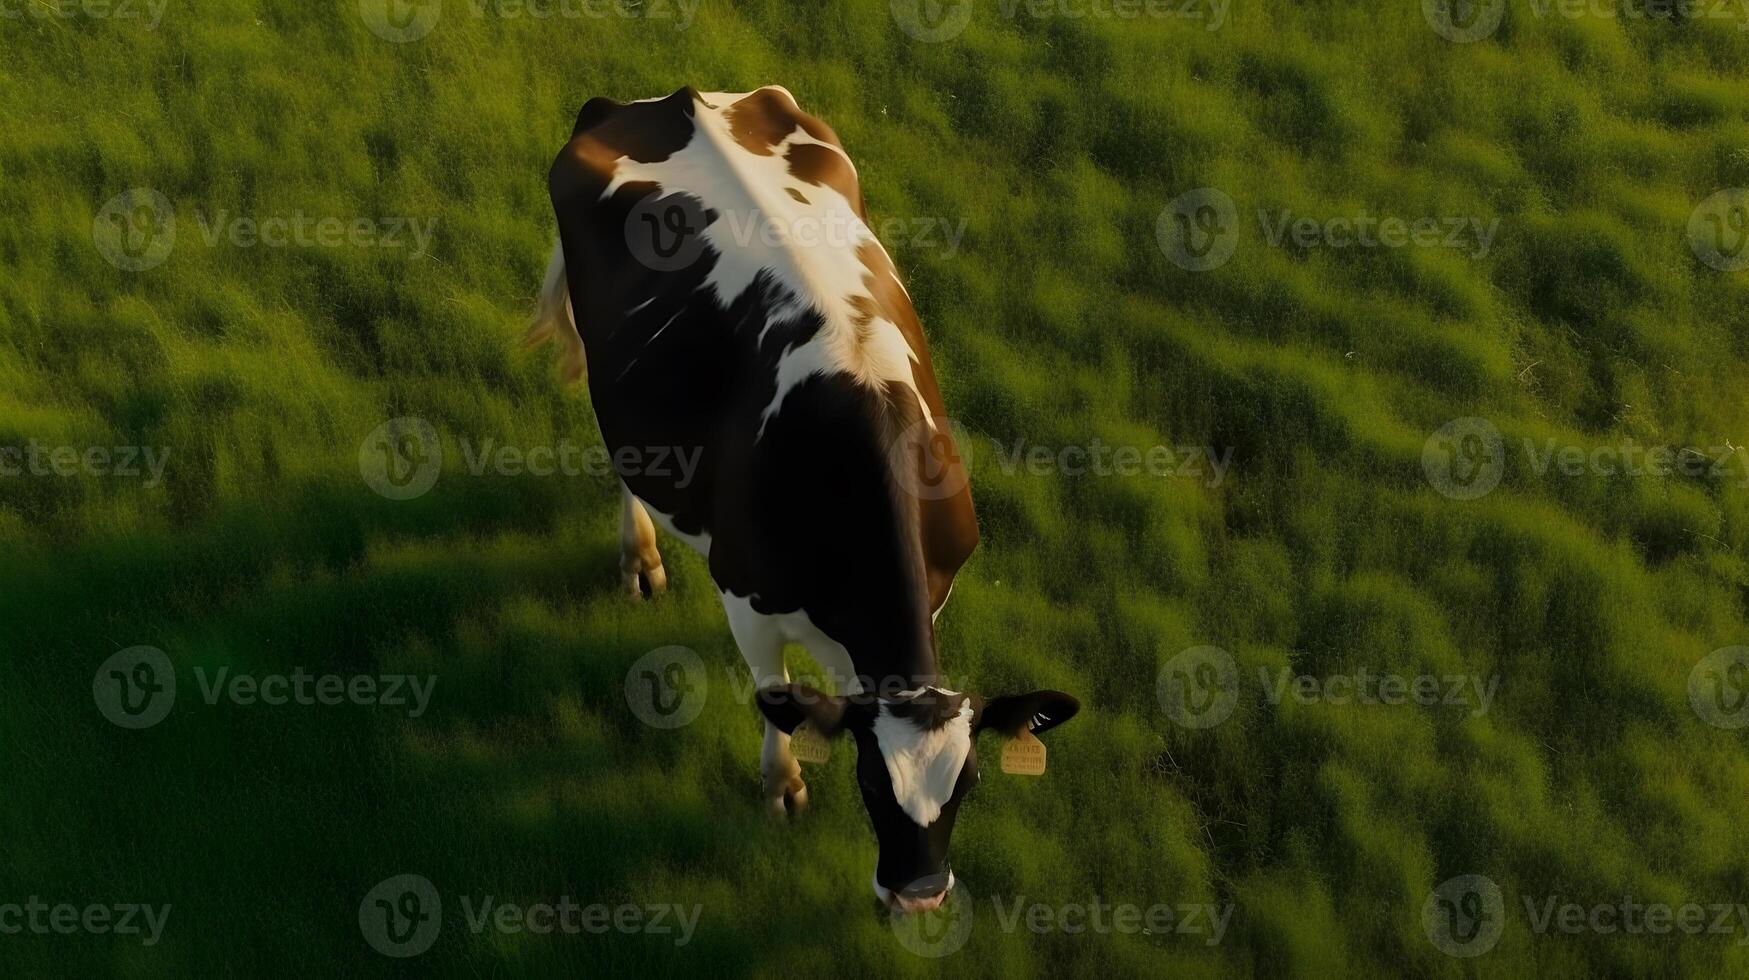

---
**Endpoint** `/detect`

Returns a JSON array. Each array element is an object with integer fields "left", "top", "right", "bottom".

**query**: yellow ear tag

[
  {"left": 790, "top": 723, "right": 831, "bottom": 765},
  {"left": 1000, "top": 728, "right": 1046, "bottom": 776}
]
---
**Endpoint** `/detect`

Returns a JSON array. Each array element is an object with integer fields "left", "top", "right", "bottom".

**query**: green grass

[{"left": 5, "top": 0, "right": 1749, "bottom": 976}]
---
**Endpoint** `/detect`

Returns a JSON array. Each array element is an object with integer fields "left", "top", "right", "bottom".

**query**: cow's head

[{"left": 757, "top": 684, "right": 1079, "bottom": 913}]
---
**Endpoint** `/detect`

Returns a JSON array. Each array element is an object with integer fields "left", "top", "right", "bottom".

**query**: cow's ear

[
  {"left": 974, "top": 690, "right": 1080, "bottom": 739},
  {"left": 756, "top": 684, "right": 856, "bottom": 737}
]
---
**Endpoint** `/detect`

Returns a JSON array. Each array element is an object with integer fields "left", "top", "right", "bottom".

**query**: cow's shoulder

[
  {"left": 710, "top": 86, "right": 845, "bottom": 151},
  {"left": 548, "top": 89, "right": 694, "bottom": 205},
  {"left": 549, "top": 87, "right": 864, "bottom": 216},
  {"left": 713, "top": 87, "right": 864, "bottom": 217}
]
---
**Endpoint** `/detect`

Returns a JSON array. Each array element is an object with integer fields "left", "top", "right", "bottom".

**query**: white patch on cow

[
  {"left": 871, "top": 694, "right": 972, "bottom": 827},
  {"left": 931, "top": 581, "right": 954, "bottom": 622},
  {"left": 719, "top": 591, "right": 861, "bottom": 695},
  {"left": 599, "top": 88, "right": 931, "bottom": 439}
]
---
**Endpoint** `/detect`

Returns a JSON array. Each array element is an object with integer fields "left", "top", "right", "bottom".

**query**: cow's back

[{"left": 547, "top": 86, "right": 976, "bottom": 649}]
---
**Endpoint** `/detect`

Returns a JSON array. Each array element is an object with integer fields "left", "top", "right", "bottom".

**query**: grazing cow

[{"left": 528, "top": 86, "right": 1079, "bottom": 912}]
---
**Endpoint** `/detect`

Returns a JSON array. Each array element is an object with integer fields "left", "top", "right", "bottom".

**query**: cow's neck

[
  {"left": 852, "top": 603, "right": 939, "bottom": 697},
  {"left": 842, "top": 467, "right": 941, "bottom": 698}
]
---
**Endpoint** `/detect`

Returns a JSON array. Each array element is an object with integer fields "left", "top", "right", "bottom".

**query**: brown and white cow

[{"left": 529, "top": 86, "right": 1078, "bottom": 912}]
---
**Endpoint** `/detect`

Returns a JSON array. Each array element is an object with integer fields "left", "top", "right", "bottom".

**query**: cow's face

[{"left": 758, "top": 685, "right": 1079, "bottom": 913}]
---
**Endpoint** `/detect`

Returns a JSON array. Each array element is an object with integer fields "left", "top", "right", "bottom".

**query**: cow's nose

[
  {"left": 895, "top": 890, "right": 946, "bottom": 913},
  {"left": 892, "top": 872, "right": 953, "bottom": 913}
]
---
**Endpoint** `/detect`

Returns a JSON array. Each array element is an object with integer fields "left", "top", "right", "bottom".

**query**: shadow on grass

[{"left": 0, "top": 473, "right": 858, "bottom": 976}]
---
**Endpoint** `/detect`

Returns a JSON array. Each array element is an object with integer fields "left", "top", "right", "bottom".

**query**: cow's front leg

[
  {"left": 620, "top": 484, "right": 667, "bottom": 597},
  {"left": 761, "top": 721, "right": 806, "bottom": 816},
  {"left": 723, "top": 594, "right": 807, "bottom": 816}
]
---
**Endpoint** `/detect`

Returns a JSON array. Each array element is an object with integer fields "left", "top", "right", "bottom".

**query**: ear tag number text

[
  {"left": 791, "top": 723, "right": 830, "bottom": 764},
  {"left": 1000, "top": 728, "right": 1046, "bottom": 776}
]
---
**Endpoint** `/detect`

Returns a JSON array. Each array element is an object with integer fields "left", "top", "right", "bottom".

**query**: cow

[{"left": 528, "top": 86, "right": 1079, "bottom": 913}]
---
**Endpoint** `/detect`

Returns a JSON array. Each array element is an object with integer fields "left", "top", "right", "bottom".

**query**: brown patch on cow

[
  {"left": 722, "top": 87, "right": 864, "bottom": 215},
  {"left": 725, "top": 87, "right": 800, "bottom": 156},
  {"left": 551, "top": 87, "right": 701, "bottom": 202},
  {"left": 853, "top": 242, "right": 936, "bottom": 409},
  {"left": 723, "top": 86, "right": 844, "bottom": 147},
  {"left": 854, "top": 243, "right": 977, "bottom": 610},
  {"left": 786, "top": 142, "right": 864, "bottom": 216},
  {"left": 786, "top": 187, "right": 810, "bottom": 204}
]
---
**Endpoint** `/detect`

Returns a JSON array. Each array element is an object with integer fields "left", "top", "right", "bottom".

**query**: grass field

[{"left": 6, "top": 0, "right": 1749, "bottom": 975}]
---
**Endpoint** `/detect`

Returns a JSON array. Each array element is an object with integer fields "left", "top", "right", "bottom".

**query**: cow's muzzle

[{"left": 877, "top": 870, "right": 954, "bottom": 913}]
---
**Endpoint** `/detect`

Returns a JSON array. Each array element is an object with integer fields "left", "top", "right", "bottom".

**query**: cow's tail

[{"left": 525, "top": 238, "right": 586, "bottom": 383}]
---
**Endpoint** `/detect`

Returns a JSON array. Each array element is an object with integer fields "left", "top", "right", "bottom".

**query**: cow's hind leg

[
  {"left": 620, "top": 485, "right": 667, "bottom": 598},
  {"left": 723, "top": 594, "right": 807, "bottom": 816}
]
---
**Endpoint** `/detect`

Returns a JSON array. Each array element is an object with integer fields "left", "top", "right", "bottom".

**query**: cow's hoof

[
  {"left": 622, "top": 564, "right": 668, "bottom": 599},
  {"left": 764, "top": 780, "right": 808, "bottom": 819}
]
